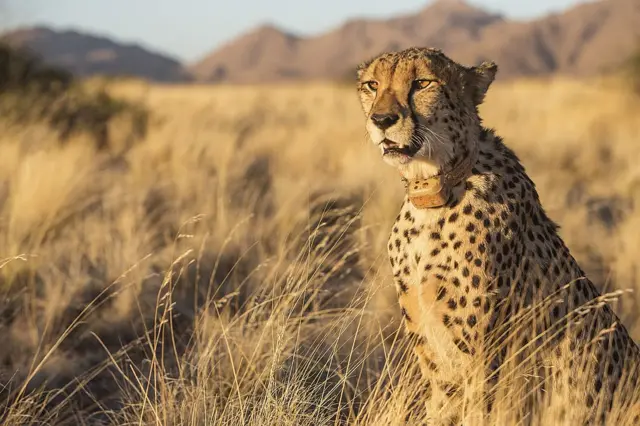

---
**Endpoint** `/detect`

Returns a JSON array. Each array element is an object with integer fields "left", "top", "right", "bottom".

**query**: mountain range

[
  {"left": 1, "top": 27, "right": 190, "bottom": 82},
  {"left": 2, "top": 0, "right": 640, "bottom": 84}
]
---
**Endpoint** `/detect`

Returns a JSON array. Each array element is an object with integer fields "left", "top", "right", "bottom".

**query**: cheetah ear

[{"left": 467, "top": 61, "right": 498, "bottom": 106}]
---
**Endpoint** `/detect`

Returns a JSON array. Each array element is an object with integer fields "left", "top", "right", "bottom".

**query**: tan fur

[{"left": 357, "top": 47, "right": 640, "bottom": 425}]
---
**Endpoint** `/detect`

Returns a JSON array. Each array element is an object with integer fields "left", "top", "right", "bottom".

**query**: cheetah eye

[
  {"left": 413, "top": 79, "right": 436, "bottom": 90},
  {"left": 363, "top": 81, "right": 379, "bottom": 92}
]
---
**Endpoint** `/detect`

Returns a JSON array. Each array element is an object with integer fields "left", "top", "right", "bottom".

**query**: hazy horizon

[{"left": 0, "top": 0, "right": 587, "bottom": 62}]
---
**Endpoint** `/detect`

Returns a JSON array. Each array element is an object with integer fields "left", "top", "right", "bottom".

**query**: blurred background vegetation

[{"left": 0, "top": 43, "right": 148, "bottom": 152}]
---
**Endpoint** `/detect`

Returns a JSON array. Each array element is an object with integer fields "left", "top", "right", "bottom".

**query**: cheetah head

[{"left": 356, "top": 47, "right": 497, "bottom": 180}]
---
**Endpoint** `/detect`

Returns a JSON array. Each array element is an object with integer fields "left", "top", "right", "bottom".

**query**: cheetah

[{"left": 356, "top": 47, "right": 640, "bottom": 425}]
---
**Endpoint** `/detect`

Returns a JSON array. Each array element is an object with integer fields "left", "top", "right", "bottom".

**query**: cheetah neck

[{"left": 402, "top": 146, "right": 478, "bottom": 210}]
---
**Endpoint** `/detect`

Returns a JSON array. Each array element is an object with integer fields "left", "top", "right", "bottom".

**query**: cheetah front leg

[
  {"left": 415, "top": 275, "right": 485, "bottom": 426},
  {"left": 391, "top": 253, "right": 485, "bottom": 424},
  {"left": 402, "top": 274, "right": 485, "bottom": 425},
  {"left": 392, "top": 273, "right": 446, "bottom": 425}
]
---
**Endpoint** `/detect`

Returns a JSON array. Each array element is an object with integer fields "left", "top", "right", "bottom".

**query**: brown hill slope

[
  {"left": 1, "top": 26, "right": 190, "bottom": 82},
  {"left": 191, "top": 0, "right": 640, "bottom": 83}
]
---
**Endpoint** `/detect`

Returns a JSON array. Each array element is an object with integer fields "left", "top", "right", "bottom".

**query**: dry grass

[{"left": 0, "top": 75, "right": 639, "bottom": 425}]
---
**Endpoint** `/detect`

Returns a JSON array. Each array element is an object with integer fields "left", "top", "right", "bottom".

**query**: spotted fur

[{"left": 357, "top": 47, "right": 640, "bottom": 425}]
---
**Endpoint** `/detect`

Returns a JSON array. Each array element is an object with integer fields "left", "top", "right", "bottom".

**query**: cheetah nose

[{"left": 371, "top": 113, "right": 399, "bottom": 130}]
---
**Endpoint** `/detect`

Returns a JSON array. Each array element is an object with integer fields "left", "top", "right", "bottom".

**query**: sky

[{"left": 1, "top": 0, "right": 583, "bottom": 63}]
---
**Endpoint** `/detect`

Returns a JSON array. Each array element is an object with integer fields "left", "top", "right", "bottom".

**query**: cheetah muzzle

[{"left": 356, "top": 47, "right": 640, "bottom": 425}]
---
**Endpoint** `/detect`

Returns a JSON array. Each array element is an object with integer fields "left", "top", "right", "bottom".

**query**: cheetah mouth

[{"left": 380, "top": 139, "right": 421, "bottom": 158}]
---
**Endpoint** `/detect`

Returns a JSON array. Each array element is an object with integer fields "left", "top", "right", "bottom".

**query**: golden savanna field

[{"left": 1, "top": 72, "right": 640, "bottom": 424}]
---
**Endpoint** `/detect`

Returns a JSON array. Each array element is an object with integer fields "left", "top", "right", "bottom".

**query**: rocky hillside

[
  {"left": 1, "top": 26, "right": 190, "bottom": 82},
  {"left": 191, "top": 0, "right": 640, "bottom": 83},
  {"left": 3, "top": 0, "right": 639, "bottom": 84}
]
